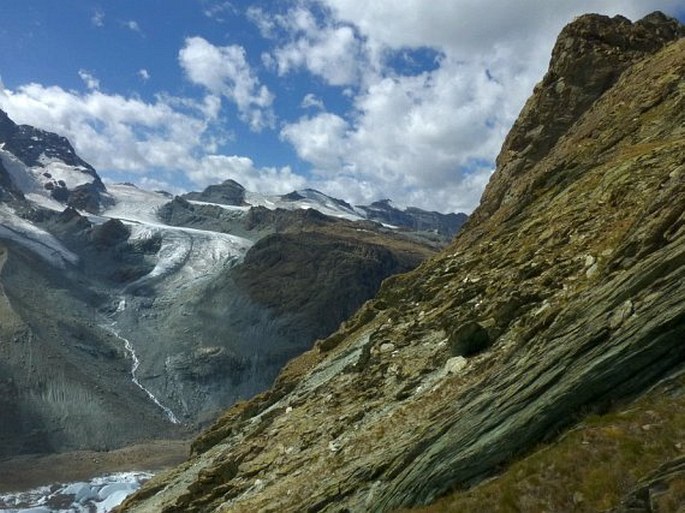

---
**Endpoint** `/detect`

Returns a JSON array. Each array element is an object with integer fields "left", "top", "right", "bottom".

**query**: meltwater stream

[{"left": 106, "top": 325, "right": 180, "bottom": 425}]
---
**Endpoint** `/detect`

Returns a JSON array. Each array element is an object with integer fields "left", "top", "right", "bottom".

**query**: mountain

[
  {"left": 356, "top": 199, "right": 467, "bottom": 238},
  {"left": 179, "top": 181, "right": 467, "bottom": 240},
  {"left": 119, "top": 12, "right": 685, "bottom": 513},
  {"left": 182, "top": 179, "right": 247, "bottom": 206},
  {"left": 0, "top": 108, "right": 455, "bottom": 467},
  {"left": 0, "top": 109, "right": 108, "bottom": 212}
]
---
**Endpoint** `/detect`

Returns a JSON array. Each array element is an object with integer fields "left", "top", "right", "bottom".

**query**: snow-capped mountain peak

[{"left": 0, "top": 108, "right": 107, "bottom": 212}]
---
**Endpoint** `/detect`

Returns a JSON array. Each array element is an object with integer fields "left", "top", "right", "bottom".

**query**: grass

[{"left": 399, "top": 373, "right": 685, "bottom": 513}]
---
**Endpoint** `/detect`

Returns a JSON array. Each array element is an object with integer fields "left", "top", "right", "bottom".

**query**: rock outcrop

[
  {"left": 119, "top": 12, "right": 685, "bottom": 513},
  {"left": 472, "top": 11, "right": 684, "bottom": 224},
  {"left": 182, "top": 179, "right": 247, "bottom": 206}
]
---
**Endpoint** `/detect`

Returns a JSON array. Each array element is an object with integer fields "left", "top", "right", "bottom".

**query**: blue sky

[{"left": 1, "top": 1, "right": 683, "bottom": 213}]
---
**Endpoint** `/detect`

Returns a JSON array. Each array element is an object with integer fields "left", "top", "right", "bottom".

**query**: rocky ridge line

[{"left": 472, "top": 11, "right": 684, "bottom": 224}]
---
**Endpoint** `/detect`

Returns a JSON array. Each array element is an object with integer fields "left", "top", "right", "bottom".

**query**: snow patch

[
  {"left": 186, "top": 199, "right": 250, "bottom": 212},
  {"left": 0, "top": 205, "right": 78, "bottom": 267},
  {"left": 102, "top": 184, "right": 170, "bottom": 225},
  {"left": 0, "top": 148, "right": 97, "bottom": 205},
  {"left": 0, "top": 148, "right": 39, "bottom": 194},
  {"left": 243, "top": 190, "right": 364, "bottom": 221},
  {"left": 37, "top": 154, "right": 93, "bottom": 189}
]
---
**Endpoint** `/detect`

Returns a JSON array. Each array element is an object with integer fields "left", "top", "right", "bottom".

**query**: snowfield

[
  {"left": 186, "top": 188, "right": 366, "bottom": 222},
  {"left": 0, "top": 147, "right": 97, "bottom": 201},
  {"left": 104, "top": 184, "right": 253, "bottom": 291},
  {"left": 0, "top": 205, "right": 79, "bottom": 268},
  {"left": 244, "top": 189, "right": 365, "bottom": 221}
]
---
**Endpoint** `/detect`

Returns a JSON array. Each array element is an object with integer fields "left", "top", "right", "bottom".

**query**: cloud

[
  {"left": 319, "top": 0, "right": 683, "bottom": 56},
  {"left": 78, "top": 70, "right": 100, "bottom": 90},
  {"left": 138, "top": 69, "right": 151, "bottom": 82},
  {"left": 0, "top": 82, "right": 303, "bottom": 199},
  {"left": 273, "top": 25, "right": 363, "bottom": 86},
  {"left": 282, "top": 112, "right": 349, "bottom": 170},
  {"left": 91, "top": 10, "right": 105, "bottom": 28},
  {"left": 301, "top": 93, "right": 324, "bottom": 110},
  {"left": 124, "top": 20, "right": 142, "bottom": 33},
  {"left": 202, "top": 1, "right": 236, "bottom": 22},
  {"left": 252, "top": 6, "right": 367, "bottom": 86},
  {"left": 281, "top": 59, "right": 509, "bottom": 213},
  {"left": 179, "top": 36, "right": 275, "bottom": 131},
  {"left": 0, "top": 83, "right": 209, "bottom": 173},
  {"left": 246, "top": 7, "right": 276, "bottom": 38}
]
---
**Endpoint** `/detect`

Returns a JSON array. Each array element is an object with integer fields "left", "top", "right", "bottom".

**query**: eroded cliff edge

[{"left": 119, "top": 12, "right": 685, "bottom": 513}]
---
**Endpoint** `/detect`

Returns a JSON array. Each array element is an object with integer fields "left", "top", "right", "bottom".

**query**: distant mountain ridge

[{"left": 182, "top": 180, "right": 467, "bottom": 239}]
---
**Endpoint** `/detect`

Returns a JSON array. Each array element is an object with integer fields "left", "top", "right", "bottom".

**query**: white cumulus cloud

[
  {"left": 252, "top": 6, "right": 367, "bottom": 86},
  {"left": 179, "top": 36, "right": 275, "bottom": 131}
]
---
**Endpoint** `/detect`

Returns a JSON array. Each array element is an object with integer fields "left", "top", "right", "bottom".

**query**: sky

[{"left": 0, "top": 1, "right": 683, "bottom": 213}]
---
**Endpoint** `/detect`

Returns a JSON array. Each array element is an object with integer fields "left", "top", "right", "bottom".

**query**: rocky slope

[
  {"left": 233, "top": 218, "right": 435, "bottom": 343},
  {"left": 119, "top": 12, "right": 685, "bottom": 513}
]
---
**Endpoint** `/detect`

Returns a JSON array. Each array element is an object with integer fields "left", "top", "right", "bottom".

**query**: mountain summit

[
  {"left": 120, "top": 12, "right": 685, "bottom": 513},
  {"left": 0, "top": 109, "right": 108, "bottom": 211}
]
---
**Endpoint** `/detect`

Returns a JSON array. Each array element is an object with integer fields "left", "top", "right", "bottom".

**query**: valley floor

[{"left": 0, "top": 439, "right": 189, "bottom": 493}]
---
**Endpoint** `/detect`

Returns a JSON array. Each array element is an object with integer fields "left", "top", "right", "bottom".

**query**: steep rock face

[
  {"left": 473, "top": 11, "right": 684, "bottom": 224},
  {"left": 0, "top": 242, "right": 182, "bottom": 458},
  {"left": 0, "top": 110, "right": 99, "bottom": 177},
  {"left": 0, "top": 159, "right": 23, "bottom": 202},
  {"left": 120, "top": 13, "right": 685, "bottom": 513}
]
